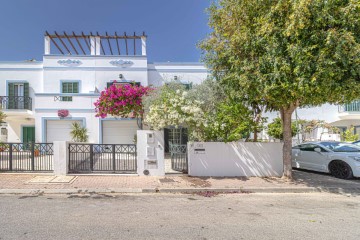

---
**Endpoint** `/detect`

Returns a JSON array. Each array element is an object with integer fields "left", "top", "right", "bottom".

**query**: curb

[{"left": 1, "top": 187, "right": 359, "bottom": 195}]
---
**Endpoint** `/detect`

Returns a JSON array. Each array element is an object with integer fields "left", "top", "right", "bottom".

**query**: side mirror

[{"left": 314, "top": 147, "right": 322, "bottom": 153}]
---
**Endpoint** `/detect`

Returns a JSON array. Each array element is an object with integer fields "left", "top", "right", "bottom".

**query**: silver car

[{"left": 292, "top": 141, "right": 360, "bottom": 179}]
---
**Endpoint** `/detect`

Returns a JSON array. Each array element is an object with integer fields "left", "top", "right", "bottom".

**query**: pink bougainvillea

[
  {"left": 58, "top": 109, "right": 69, "bottom": 118},
  {"left": 94, "top": 82, "right": 152, "bottom": 119}
]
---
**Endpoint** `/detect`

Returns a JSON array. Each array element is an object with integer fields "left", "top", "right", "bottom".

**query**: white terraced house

[
  {"left": 0, "top": 31, "right": 359, "bottom": 147},
  {"left": 0, "top": 32, "right": 207, "bottom": 149}
]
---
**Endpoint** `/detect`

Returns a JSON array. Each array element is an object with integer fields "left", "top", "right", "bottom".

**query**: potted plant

[
  {"left": 0, "top": 142, "right": 6, "bottom": 152},
  {"left": 70, "top": 122, "right": 89, "bottom": 142},
  {"left": 34, "top": 145, "right": 40, "bottom": 157}
]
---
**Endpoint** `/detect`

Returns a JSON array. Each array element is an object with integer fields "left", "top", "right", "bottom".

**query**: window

[
  {"left": 107, "top": 81, "right": 141, "bottom": 88},
  {"left": 298, "top": 144, "right": 327, "bottom": 152},
  {"left": 61, "top": 82, "right": 79, "bottom": 101}
]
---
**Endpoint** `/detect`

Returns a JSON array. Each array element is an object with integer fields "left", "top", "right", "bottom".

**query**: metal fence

[
  {"left": 0, "top": 96, "right": 32, "bottom": 110},
  {"left": 170, "top": 144, "right": 188, "bottom": 173},
  {"left": 0, "top": 143, "right": 53, "bottom": 172},
  {"left": 68, "top": 143, "right": 137, "bottom": 173}
]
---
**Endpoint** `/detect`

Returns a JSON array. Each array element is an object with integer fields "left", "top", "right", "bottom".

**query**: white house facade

[
  {"left": 0, "top": 32, "right": 359, "bottom": 145},
  {"left": 0, "top": 32, "right": 208, "bottom": 146}
]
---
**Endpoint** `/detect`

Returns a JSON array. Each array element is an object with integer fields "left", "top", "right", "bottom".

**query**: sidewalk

[{"left": 0, "top": 170, "right": 359, "bottom": 195}]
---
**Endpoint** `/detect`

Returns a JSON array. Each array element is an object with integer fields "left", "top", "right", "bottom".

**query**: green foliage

[
  {"left": 0, "top": 111, "right": 6, "bottom": 123},
  {"left": 341, "top": 127, "right": 359, "bottom": 142},
  {"left": 144, "top": 79, "right": 266, "bottom": 142},
  {"left": 267, "top": 118, "right": 298, "bottom": 140},
  {"left": 200, "top": 0, "right": 360, "bottom": 110},
  {"left": 70, "top": 122, "right": 88, "bottom": 142}
]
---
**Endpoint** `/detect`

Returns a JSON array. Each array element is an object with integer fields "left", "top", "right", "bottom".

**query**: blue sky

[{"left": 0, "top": 0, "right": 211, "bottom": 62}]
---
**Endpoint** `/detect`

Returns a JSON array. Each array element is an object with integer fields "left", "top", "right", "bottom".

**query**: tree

[
  {"left": 143, "top": 82, "right": 206, "bottom": 140},
  {"left": 267, "top": 117, "right": 298, "bottom": 140},
  {"left": 200, "top": 0, "right": 360, "bottom": 178},
  {"left": 70, "top": 122, "right": 88, "bottom": 142},
  {"left": 341, "top": 126, "right": 359, "bottom": 142},
  {"left": 94, "top": 82, "right": 152, "bottom": 128}
]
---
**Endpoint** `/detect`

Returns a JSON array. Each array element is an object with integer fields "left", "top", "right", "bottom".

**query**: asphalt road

[{"left": 0, "top": 192, "right": 359, "bottom": 240}]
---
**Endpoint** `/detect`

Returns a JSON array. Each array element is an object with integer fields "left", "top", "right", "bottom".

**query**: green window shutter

[
  {"left": 24, "top": 83, "right": 30, "bottom": 110},
  {"left": 62, "top": 83, "right": 68, "bottom": 93},
  {"left": 73, "top": 82, "right": 79, "bottom": 93},
  {"left": 8, "top": 83, "right": 15, "bottom": 109}
]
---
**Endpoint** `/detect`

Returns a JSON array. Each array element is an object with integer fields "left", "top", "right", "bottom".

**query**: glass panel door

[{"left": 14, "top": 84, "right": 24, "bottom": 109}]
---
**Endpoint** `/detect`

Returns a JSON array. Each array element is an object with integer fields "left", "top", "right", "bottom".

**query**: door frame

[{"left": 21, "top": 125, "right": 35, "bottom": 143}]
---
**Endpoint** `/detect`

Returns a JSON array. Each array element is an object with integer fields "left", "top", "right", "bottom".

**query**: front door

[
  {"left": 14, "top": 84, "right": 24, "bottom": 109},
  {"left": 22, "top": 126, "right": 35, "bottom": 143}
]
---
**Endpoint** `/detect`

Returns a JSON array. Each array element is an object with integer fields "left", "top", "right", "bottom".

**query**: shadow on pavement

[{"left": 292, "top": 169, "right": 360, "bottom": 195}]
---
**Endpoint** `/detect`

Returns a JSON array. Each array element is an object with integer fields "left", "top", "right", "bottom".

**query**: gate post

[
  {"left": 137, "top": 130, "right": 165, "bottom": 176},
  {"left": 30, "top": 142, "right": 35, "bottom": 171},
  {"left": 53, "top": 141, "right": 69, "bottom": 175}
]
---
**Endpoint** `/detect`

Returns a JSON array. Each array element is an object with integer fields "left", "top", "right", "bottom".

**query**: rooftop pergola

[{"left": 44, "top": 31, "right": 147, "bottom": 56}]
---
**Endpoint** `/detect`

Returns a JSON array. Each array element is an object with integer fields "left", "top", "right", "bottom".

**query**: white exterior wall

[
  {"left": 148, "top": 62, "right": 208, "bottom": 87},
  {"left": 188, "top": 142, "right": 283, "bottom": 177},
  {"left": 43, "top": 55, "right": 149, "bottom": 93}
]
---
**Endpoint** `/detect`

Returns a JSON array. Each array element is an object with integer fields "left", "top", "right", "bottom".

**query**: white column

[
  {"left": 137, "top": 130, "right": 165, "bottom": 176},
  {"left": 44, "top": 36, "right": 51, "bottom": 55},
  {"left": 90, "top": 37, "right": 96, "bottom": 55},
  {"left": 95, "top": 37, "right": 101, "bottom": 55},
  {"left": 53, "top": 141, "right": 69, "bottom": 175},
  {"left": 141, "top": 36, "right": 147, "bottom": 56}
]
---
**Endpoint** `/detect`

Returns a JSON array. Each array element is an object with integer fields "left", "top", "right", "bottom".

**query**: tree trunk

[
  {"left": 280, "top": 105, "right": 296, "bottom": 179},
  {"left": 253, "top": 128, "right": 258, "bottom": 142}
]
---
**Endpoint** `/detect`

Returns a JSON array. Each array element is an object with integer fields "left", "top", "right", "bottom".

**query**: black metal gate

[
  {"left": 0, "top": 143, "right": 53, "bottom": 172},
  {"left": 169, "top": 144, "right": 188, "bottom": 173},
  {"left": 68, "top": 143, "right": 137, "bottom": 173}
]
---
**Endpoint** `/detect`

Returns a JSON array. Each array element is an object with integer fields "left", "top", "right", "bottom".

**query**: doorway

[
  {"left": 22, "top": 126, "right": 35, "bottom": 143},
  {"left": 164, "top": 127, "right": 188, "bottom": 174}
]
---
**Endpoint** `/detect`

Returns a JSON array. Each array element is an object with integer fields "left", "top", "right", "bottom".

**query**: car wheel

[{"left": 329, "top": 160, "right": 353, "bottom": 179}]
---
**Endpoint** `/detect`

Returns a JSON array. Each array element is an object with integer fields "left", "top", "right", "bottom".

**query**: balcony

[
  {"left": 0, "top": 96, "right": 33, "bottom": 118},
  {"left": 338, "top": 100, "right": 360, "bottom": 119}
]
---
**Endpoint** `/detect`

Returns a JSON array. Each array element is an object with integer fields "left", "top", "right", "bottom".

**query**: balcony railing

[
  {"left": 338, "top": 100, "right": 360, "bottom": 113},
  {"left": 0, "top": 96, "right": 32, "bottom": 111}
]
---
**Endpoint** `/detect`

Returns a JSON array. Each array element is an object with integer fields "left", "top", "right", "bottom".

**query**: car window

[
  {"left": 333, "top": 144, "right": 360, "bottom": 152},
  {"left": 299, "top": 144, "right": 318, "bottom": 152}
]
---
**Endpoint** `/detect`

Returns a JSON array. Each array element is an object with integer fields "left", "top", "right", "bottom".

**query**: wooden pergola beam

[
  {"left": 124, "top": 32, "right": 129, "bottom": 55},
  {"left": 133, "top": 32, "right": 136, "bottom": 55},
  {"left": 106, "top": 32, "right": 113, "bottom": 55},
  {"left": 64, "top": 31, "right": 79, "bottom": 55},
  {"left": 45, "top": 31, "right": 64, "bottom": 54},
  {"left": 54, "top": 31, "right": 71, "bottom": 55},
  {"left": 115, "top": 32, "right": 121, "bottom": 55},
  {"left": 82, "top": 31, "right": 91, "bottom": 51},
  {"left": 73, "top": 31, "right": 86, "bottom": 55}
]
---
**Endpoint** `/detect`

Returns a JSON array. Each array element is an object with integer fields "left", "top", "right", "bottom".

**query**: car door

[{"left": 297, "top": 144, "right": 328, "bottom": 172}]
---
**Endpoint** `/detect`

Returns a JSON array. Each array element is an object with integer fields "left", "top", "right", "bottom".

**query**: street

[{"left": 0, "top": 192, "right": 360, "bottom": 240}]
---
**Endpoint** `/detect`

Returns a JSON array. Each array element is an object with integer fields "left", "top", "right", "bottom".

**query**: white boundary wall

[{"left": 188, "top": 142, "right": 283, "bottom": 177}]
